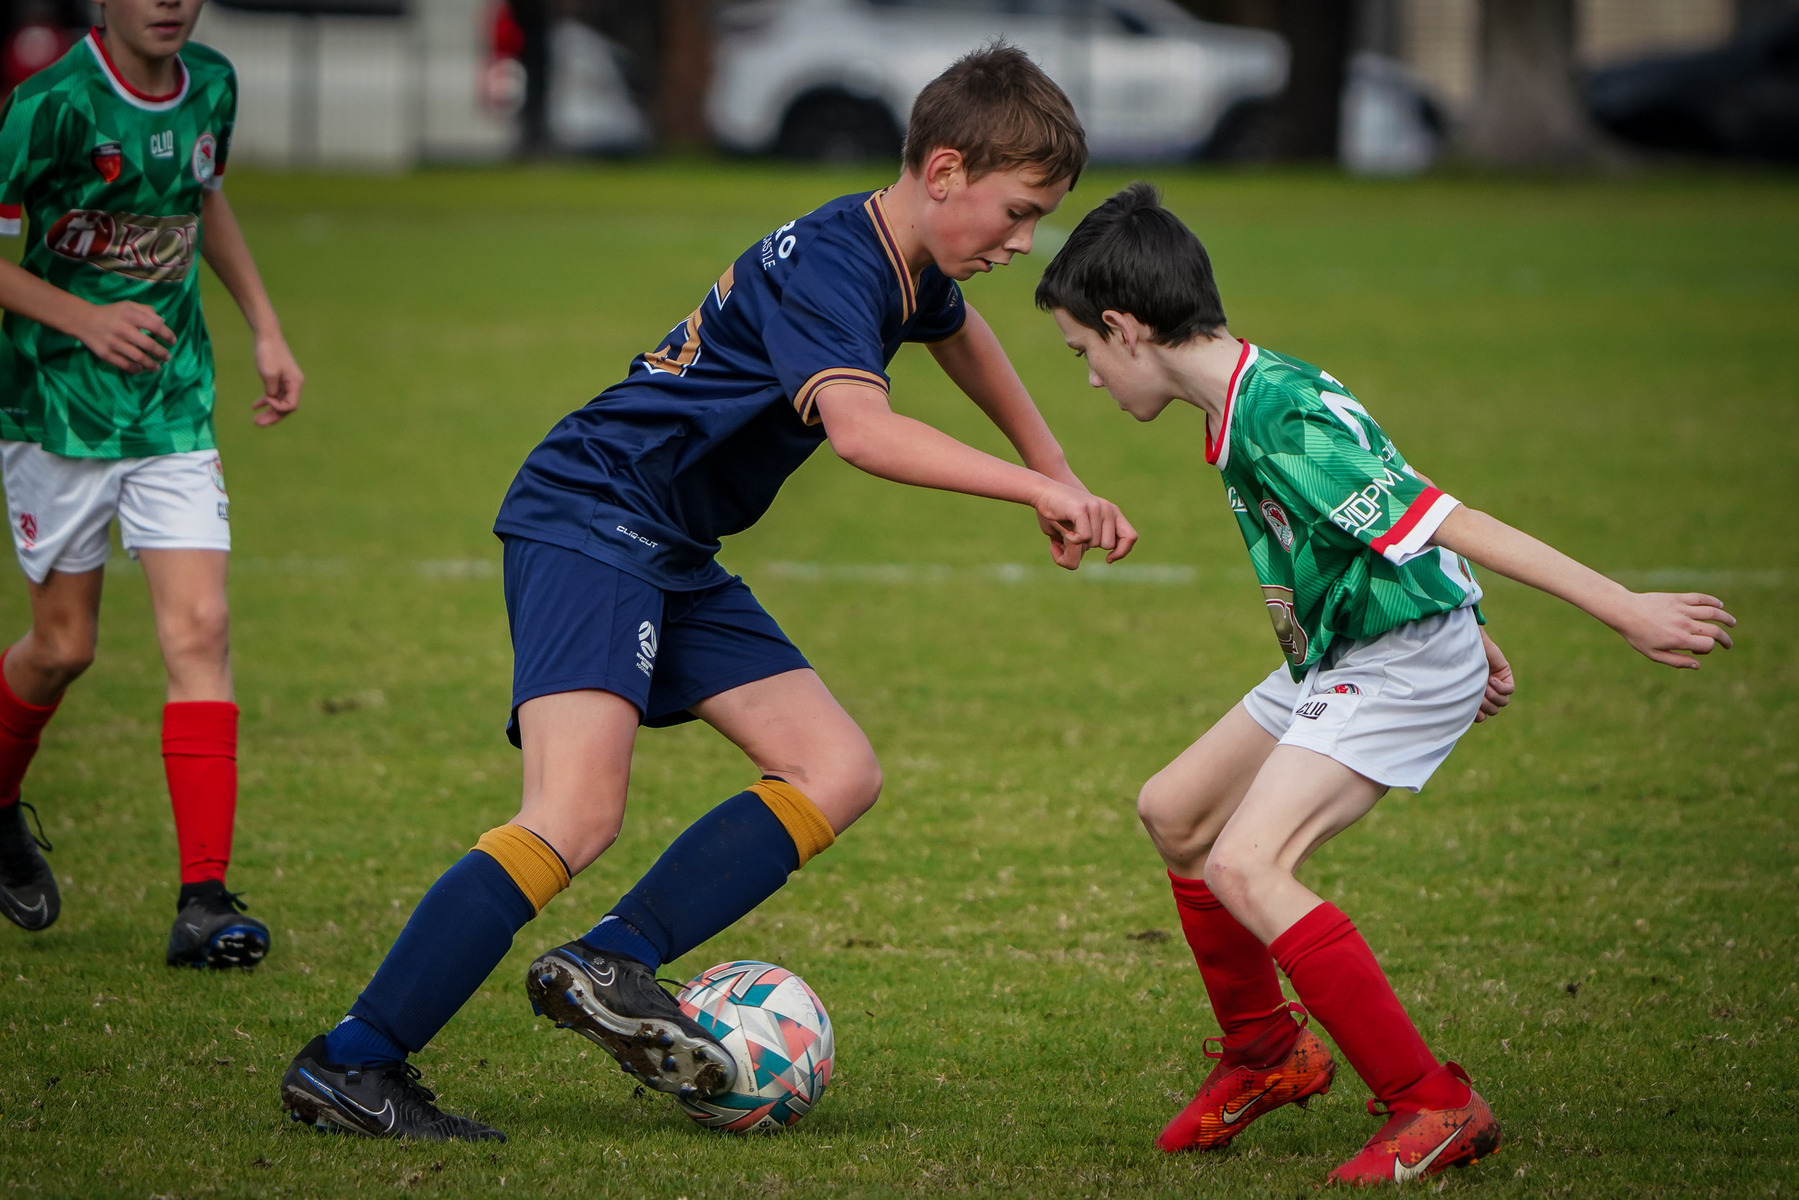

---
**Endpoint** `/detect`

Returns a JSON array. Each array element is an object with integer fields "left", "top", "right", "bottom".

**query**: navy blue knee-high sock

[
  {"left": 582, "top": 790, "right": 799, "bottom": 971},
  {"left": 326, "top": 849, "right": 535, "bottom": 1066}
]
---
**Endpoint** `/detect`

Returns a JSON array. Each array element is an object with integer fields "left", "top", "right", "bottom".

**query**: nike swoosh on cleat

[
  {"left": 2, "top": 892, "right": 47, "bottom": 922},
  {"left": 1220, "top": 1082, "right": 1280, "bottom": 1125},
  {"left": 591, "top": 963, "right": 616, "bottom": 987},
  {"left": 1393, "top": 1116, "right": 1471, "bottom": 1183},
  {"left": 299, "top": 1069, "right": 396, "bottom": 1133}
]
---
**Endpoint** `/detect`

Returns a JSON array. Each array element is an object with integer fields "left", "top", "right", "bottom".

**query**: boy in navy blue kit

[{"left": 281, "top": 45, "right": 1135, "bottom": 1141}]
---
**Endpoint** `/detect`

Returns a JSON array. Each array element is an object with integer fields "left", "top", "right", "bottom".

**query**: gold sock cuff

[
  {"left": 748, "top": 779, "right": 836, "bottom": 867},
  {"left": 474, "top": 824, "right": 570, "bottom": 914}
]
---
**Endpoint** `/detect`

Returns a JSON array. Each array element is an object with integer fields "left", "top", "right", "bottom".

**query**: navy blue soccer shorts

[{"left": 502, "top": 536, "right": 810, "bottom": 744}]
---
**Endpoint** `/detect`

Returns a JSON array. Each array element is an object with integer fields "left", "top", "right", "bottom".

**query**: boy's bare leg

[
  {"left": 1203, "top": 746, "right": 1385, "bottom": 944},
  {"left": 1206, "top": 746, "right": 1470, "bottom": 1119},
  {"left": 691, "top": 667, "right": 882, "bottom": 834},
  {"left": 1137, "top": 704, "right": 1336, "bottom": 1153},
  {"left": 139, "top": 549, "right": 231, "bottom": 702},
  {"left": 4, "top": 567, "right": 103, "bottom": 704},
  {"left": 138, "top": 549, "right": 267, "bottom": 964},
  {"left": 1137, "top": 703, "right": 1275, "bottom": 877},
  {"left": 0, "top": 568, "right": 102, "bottom": 932},
  {"left": 513, "top": 688, "right": 638, "bottom": 871}
]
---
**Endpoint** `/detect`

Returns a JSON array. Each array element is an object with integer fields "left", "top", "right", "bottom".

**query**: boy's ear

[
  {"left": 1101, "top": 310, "right": 1142, "bottom": 353},
  {"left": 920, "top": 148, "right": 965, "bottom": 201}
]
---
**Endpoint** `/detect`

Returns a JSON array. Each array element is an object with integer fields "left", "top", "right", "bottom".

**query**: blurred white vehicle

[{"left": 707, "top": 0, "right": 1290, "bottom": 162}]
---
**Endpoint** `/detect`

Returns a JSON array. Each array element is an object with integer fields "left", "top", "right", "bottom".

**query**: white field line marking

[{"left": 79, "top": 558, "right": 1789, "bottom": 589}]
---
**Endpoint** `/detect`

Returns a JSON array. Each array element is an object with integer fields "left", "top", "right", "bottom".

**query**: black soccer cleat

[
  {"left": 526, "top": 940, "right": 737, "bottom": 1100},
  {"left": 166, "top": 882, "right": 271, "bottom": 969},
  {"left": 280, "top": 1035, "right": 506, "bottom": 1141},
  {"left": 0, "top": 801, "right": 59, "bottom": 932}
]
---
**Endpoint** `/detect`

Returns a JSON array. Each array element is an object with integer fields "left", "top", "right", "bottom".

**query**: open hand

[
  {"left": 1473, "top": 628, "right": 1515, "bottom": 723},
  {"left": 76, "top": 300, "right": 173, "bottom": 373},
  {"left": 1613, "top": 592, "right": 1736, "bottom": 668},
  {"left": 1034, "top": 482, "right": 1137, "bottom": 570},
  {"left": 251, "top": 332, "right": 304, "bottom": 426}
]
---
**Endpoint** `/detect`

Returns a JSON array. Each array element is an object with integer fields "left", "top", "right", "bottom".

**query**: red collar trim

[
  {"left": 87, "top": 28, "right": 188, "bottom": 104},
  {"left": 1206, "top": 339, "right": 1253, "bottom": 467}
]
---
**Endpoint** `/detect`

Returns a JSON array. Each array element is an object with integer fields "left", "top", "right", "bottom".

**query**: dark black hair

[{"left": 1035, "top": 181, "right": 1226, "bottom": 344}]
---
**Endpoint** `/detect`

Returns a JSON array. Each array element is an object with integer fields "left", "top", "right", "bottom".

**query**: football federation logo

[
  {"left": 635, "top": 620, "right": 658, "bottom": 677},
  {"left": 191, "top": 133, "right": 216, "bottom": 185},
  {"left": 1324, "top": 683, "right": 1361, "bottom": 695},
  {"left": 17, "top": 512, "right": 36, "bottom": 548},
  {"left": 91, "top": 141, "right": 122, "bottom": 183},
  {"left": 1260, "top": 500, "right": 1295, "bottom": 553}
]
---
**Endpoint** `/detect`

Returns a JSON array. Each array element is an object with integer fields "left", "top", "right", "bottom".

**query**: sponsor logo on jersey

[
  {"left": 149, "top": 130, "right": 174, "bottom": 159},
  {"left": 1296, "top": 699, "right": 1330, "bottom": 720},
  {"left": 90, "top": 141, "right": 122, "bottom": 183},
  {"left": 1260, "top": 584, "right": 1308, "bottom": 665},
  {"left": 1260, "top": 500, "right": 1294, "bottom": 553},
  {"left": 635, "top": 620, "right": 658, "bottom": 677},
  {"left": 46, "top": 210, "right": 199, "bottom": 282},
  {"left": 1329, "top": 468, "right": 1406, "bottom": 537},
  {"left": 614, "top": 524, "right": 658, "bottom": 549},
  {"left": 17, "top": 512, "right": 36, "bottom": 548},
  {"left": 191, "top": 133, "right": 217, "bottom": 185},
  {"left": 1226, "top": 486, "right": 1248, "bottom": 514}
]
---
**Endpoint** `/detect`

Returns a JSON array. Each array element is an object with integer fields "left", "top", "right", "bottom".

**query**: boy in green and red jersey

[
  {"left": 0, "top": 0, "right": 303, "bottom": 968},
  {"left": 1037, "top": 184, "right": 1736, "bottom": 1186}
]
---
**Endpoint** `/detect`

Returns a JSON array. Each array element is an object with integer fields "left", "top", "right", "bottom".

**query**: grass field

[{"left": 0, "top": 163, "right": 1794, "bottom": 1198}]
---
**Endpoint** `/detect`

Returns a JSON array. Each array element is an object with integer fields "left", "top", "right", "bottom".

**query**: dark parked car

[{"left": 1587, "top": 11, "right": 1799, "bottom": 162}]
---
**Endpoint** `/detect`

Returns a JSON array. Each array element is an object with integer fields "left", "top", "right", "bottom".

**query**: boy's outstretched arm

[
  {"left": 928, "top": 305, "right": 1078, "bottom": 485},
  {"left": 1430, "top": 506, "right": 1735, "bottom": 668},
  {"left": 200, "top": 187, "right": 304, "bottom": 426},
  {"left": 815, "top": 381, "right": 1136, "bottom": 569}
]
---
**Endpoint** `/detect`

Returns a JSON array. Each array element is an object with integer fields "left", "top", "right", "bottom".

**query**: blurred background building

[{"left": 0, "top": 0, "right": 1791, "bottom": 171}]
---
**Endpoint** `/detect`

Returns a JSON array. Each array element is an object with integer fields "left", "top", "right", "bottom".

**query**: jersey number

[
  {"left": 643, "top": 265, "right": 736, "bottom": 376},
  {"left": 1319, "top": 391, "right": 1373, "bottom": 450}
]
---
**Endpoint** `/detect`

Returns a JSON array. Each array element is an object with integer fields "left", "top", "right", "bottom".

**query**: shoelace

[
  {"left": 381, "top": 1059, "right": 439, "bottom": 1106},
  {"left": 0, "top": 801, "right": 52, "bottom": 878}
]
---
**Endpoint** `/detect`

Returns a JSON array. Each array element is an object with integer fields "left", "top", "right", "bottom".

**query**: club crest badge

[
  {"left": 191, "top": 133, "right": 216, "bottom": 185},
  {"left": 1260, "top": 499, "right": 1295, "bottom": 553},
  {"left": 91, "top": 142, "right": 122, "bottom": 183},
  {"left": 208, "top": 454, "right": 226, "bottom": 493}
]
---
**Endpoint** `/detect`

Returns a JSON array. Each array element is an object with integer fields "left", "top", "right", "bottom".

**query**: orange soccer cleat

[
  {"left": 1327, "top": 1063, "right": 1501, "bottom": 1186},
  {"left": 1157, "top": 1007, "right": 1337, "bottom": 1153}
]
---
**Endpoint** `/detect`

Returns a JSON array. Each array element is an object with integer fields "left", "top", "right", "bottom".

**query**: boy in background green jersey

[
  {"left": 1036, "top": 183, "right": 1736, "bottom": 1186},
  {"left": 0, "top": 0, "right": 302, "bottom": 968}
]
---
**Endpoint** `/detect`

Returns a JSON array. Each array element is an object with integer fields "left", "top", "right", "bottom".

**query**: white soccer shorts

[
  {"left": 1240, "top": 605, "right": 1486, "bottom": 793},
  {"left": 1, "top": 441, "right": 231, "bottom": 584}
]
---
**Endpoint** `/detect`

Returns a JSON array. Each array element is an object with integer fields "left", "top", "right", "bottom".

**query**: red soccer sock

[
  {"left": 1270, "top": 902, "right": 1471, "bottom": 1112},
  {"left": 0, "top": 650, "right": 60, "bottom": 807},
  {"left": 1168, "top": 871, "right": 1296, "bottom": 1064},
  {"left": 162, "top": 702, "right": 239, "bottom": 885}
]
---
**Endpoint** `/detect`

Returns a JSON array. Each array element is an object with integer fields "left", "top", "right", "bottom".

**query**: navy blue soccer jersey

[{"left": 495, "top": 189, "right": 966, "bottom": 590}]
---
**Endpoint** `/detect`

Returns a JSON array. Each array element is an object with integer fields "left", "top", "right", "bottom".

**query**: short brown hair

[{"left": 904, "top": 42, "right": 1087, "bottom": 187}]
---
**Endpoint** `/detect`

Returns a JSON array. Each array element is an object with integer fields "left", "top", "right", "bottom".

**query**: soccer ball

[{"left": 673, "top": 960, "right": 834, "bottom": 1132}]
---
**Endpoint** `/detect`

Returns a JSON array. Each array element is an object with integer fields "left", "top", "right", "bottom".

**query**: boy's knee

[
  {"left": 1137, "top": 773, "right": 1210, "bottom": 854},
  {"left": 1203, "top": 837, "right": 1283, "bottom": 909},
  {"left": 815, "top": 745, "right": 882, "bottom": 826},
  {"left": 161, "top": 599, "right": 231, "bottom": 662}
]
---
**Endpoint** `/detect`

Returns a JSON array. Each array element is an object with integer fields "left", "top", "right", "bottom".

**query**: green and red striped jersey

[
  {"left": 0, "top": 29, "right": 235, "bottom": 458},
  {"left": 1210, "top": 341, "right": 1483, "bottom": 679}
]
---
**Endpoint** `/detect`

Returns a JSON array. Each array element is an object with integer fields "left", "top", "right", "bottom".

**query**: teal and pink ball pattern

[{"left": 674, "top": 960, "right": 835, "bottom": 1132}]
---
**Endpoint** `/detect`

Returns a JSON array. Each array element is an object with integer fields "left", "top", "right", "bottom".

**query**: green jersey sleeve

[
  {"left": 0, "top": 90, "right": 47, "bottom": 234},
  {"left": 1246, "top": 395, "right": 1462, "bottom": 567}
]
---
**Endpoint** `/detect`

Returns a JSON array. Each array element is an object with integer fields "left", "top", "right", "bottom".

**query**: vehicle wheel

[
  {"left": 1200, "top": 98, "right": 1281, "bottom": 162},
  {"left": 774, "top": 90, "right": 902, "bottom": 162}
]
